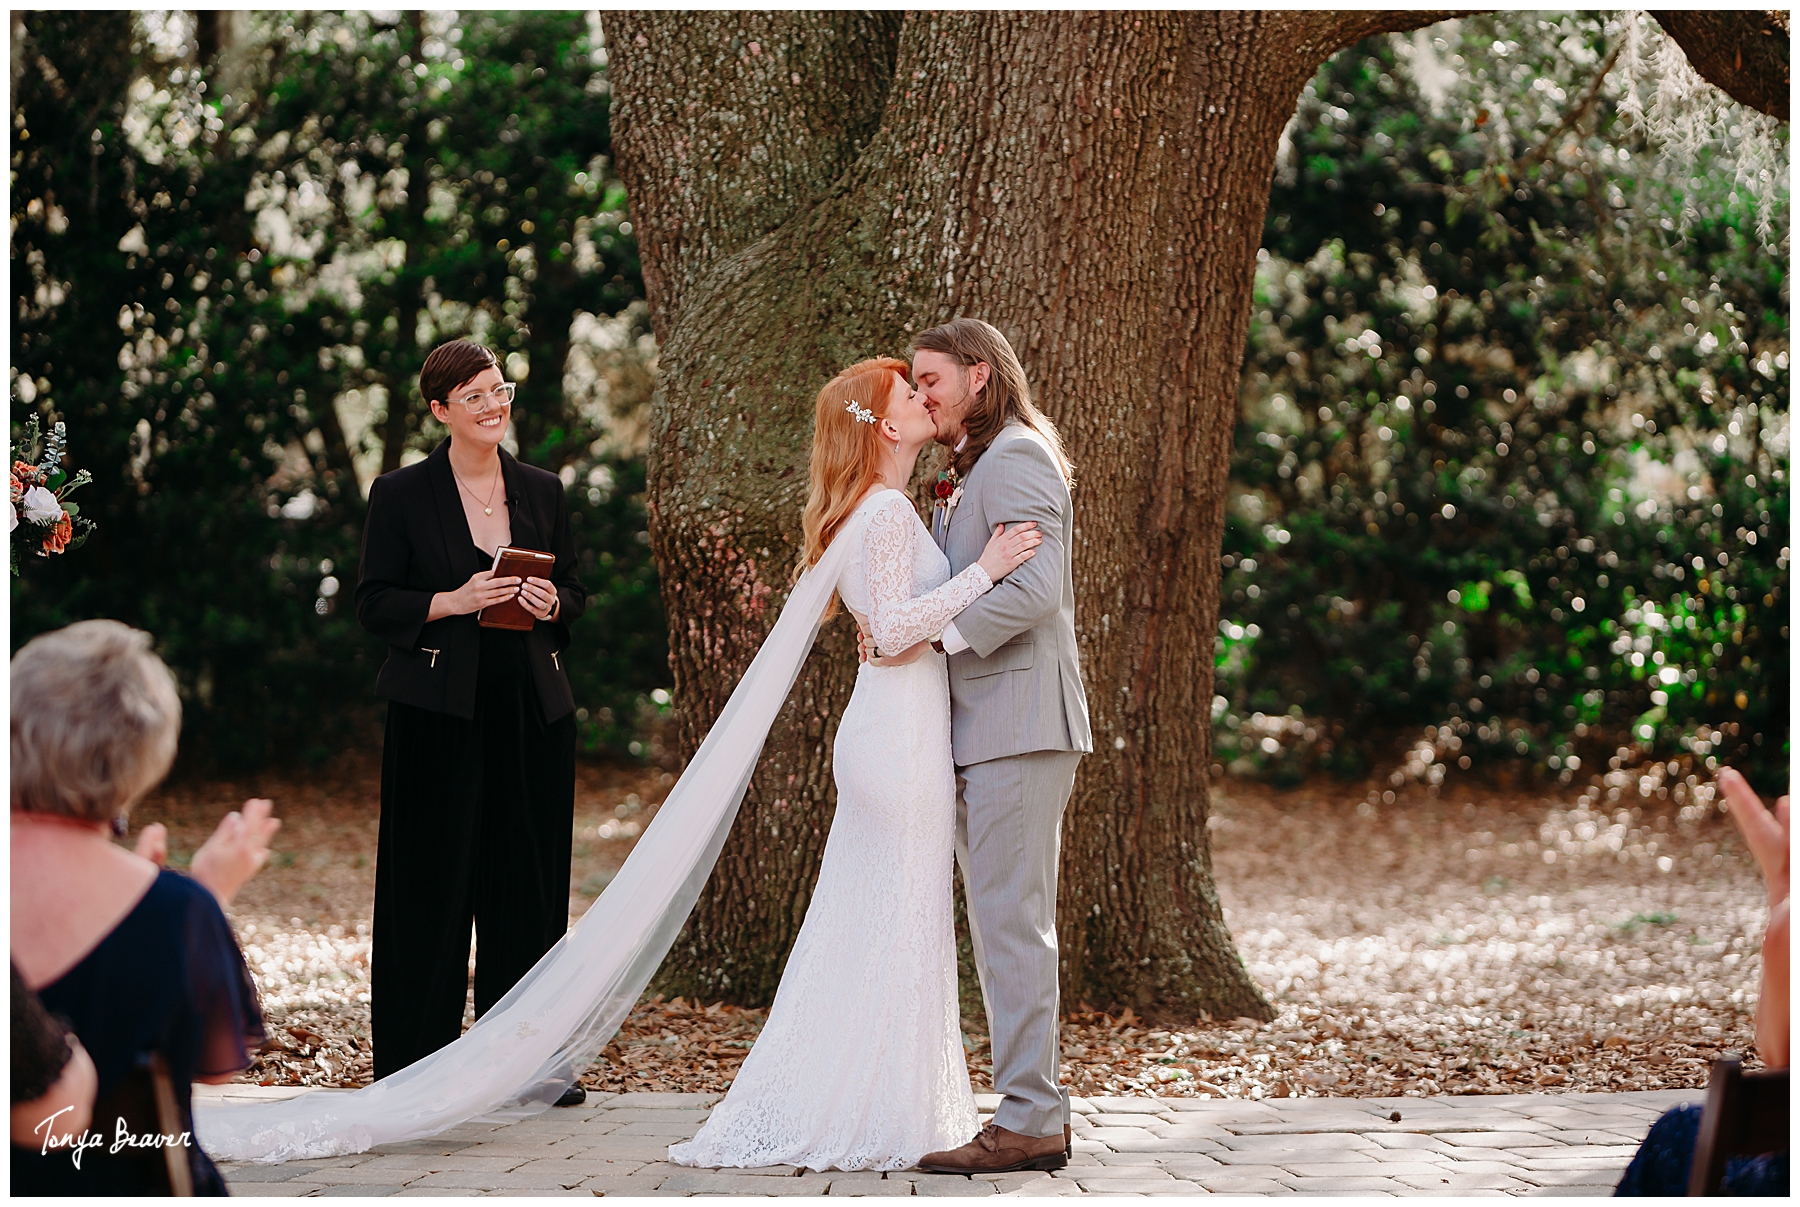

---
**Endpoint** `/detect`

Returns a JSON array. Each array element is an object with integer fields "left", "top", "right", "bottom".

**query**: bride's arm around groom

[{"left": 940, "top": 428, "right": 1089, "bottom": 757}]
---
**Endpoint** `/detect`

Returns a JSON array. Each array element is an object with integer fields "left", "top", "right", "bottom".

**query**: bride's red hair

[{"left": 800, "top": 357, "right": 910, "bottom": 602}]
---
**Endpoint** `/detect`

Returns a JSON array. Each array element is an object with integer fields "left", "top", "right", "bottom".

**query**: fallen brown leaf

[{"left": 128, "top": 762, "right": 1767, "bottom": 1101}]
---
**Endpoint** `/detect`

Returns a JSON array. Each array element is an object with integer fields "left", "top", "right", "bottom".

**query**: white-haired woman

[{"left": 10, "top": 620, "right": 268, "bottom": 1195}]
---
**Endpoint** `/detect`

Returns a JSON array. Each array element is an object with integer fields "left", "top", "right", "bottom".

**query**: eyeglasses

[{"left": 445, "top": 382, "right": 517, "bottom": 412}]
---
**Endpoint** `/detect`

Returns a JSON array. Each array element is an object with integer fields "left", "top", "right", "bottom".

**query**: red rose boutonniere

[{"left": 933, "top": 466, "right": 963, "bottom": 518}]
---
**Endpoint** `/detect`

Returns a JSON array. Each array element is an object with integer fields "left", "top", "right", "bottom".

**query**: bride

[
  {"left": 193, "top": 359, "right": 1038, "bottom": 1166},
  {"left": 669, "top": 358, "right": 1039, "bottom": 1171}
]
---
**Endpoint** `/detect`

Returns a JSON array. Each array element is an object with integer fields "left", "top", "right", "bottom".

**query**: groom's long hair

[
  {"left": 800, "top": 356, "right": 912, "bottom": 614},
  {"left": 911, "top": 318, "right": 1073, "bottom": 486}
]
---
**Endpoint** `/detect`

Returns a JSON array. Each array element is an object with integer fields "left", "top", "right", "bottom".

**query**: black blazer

[{"left": 355, "top": 440, "right": 586, "bottom": 723}]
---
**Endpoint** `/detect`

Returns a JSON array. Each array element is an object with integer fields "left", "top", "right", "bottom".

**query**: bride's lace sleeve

[{"left": 864, "top": 494, "right": 992, "bottom": 655}]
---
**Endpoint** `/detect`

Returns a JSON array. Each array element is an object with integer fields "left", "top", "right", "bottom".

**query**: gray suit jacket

[{"left": 934, "top": 423, "right": 1093, "bottom": 766}]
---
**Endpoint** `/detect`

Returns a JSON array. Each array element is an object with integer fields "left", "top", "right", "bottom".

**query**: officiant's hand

[
  {"left": 519, "top": 575, "right": 559, "bottom": 621},
  {"left": 430, "top": 569, "right": 523, "bottom": 620},
  {"left": 977, "top": 521, "right": 1041, "bottom": 582}
]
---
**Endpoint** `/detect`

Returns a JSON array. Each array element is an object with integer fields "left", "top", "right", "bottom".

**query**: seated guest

[
  {"left": 1614, "top": 767, "right": 1788, "bottom": 1196},
  {"left": 10, "top": 620, "right": 269, "bottom": 1196},
  {"left": 11, "top": 963, "right": 96, "bottom": 1147}
]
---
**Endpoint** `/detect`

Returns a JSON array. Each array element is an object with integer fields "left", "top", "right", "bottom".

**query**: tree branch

[
  {"left": 1519, "top": 42, "right": 1624, "bottom": 173},
  {"left": 1293, "top": 11, "right": 1791, "bottom": 123},
  {"left": 1657, "top": 11, "right": 1789, "bottom": 121},
  {"left": 1263, "top": 10, "right": 1474, "bottom": 67}
]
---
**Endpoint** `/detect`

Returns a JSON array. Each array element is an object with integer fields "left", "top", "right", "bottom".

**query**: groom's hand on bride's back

[{"left": 857, "top": 625, "right": 930, "bottom": 668}]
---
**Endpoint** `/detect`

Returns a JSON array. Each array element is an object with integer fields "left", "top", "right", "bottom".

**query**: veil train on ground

[{"left": 195, "top": 528, "right": 861, "bottom": 1163}]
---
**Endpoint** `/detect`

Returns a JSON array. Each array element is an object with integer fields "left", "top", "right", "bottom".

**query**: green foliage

[
  {"left": 11, "top": 12, "right": 664, "bottom": 767},
  {"left": 563, "top": 454, "right": 670, "bottom": 756},
  {"left": 1217, "top": 15, "right": 1789, "bottom": 792},
  {"left": 1615, "top": 910, "right": 1678, "bottom": 932},
  {"left": 16, "top": 13, "right": 1786, "bottom": 787}
]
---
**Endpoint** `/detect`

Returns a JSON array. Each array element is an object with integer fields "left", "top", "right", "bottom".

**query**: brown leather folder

[{"left": 478, "top": 547, "right": 556, "bottom": 630}]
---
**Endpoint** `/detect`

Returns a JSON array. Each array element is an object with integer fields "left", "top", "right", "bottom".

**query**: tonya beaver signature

[{"left": 35, "top": 1105, "right": 192, "bottom": 1169}]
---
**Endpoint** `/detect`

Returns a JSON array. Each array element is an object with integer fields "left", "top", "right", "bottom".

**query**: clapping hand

[
  {"left": 191, "top": 799, "right": 282, "bottom": 907},
  {"left": 1719, "top": 767, "right": 1789, "bottom": 908},
  {"left": 1718, "top": 767, "right": 1791, "bottom": 1070},
  {"left": 133, "top": 823, "right": 169, "bottom": 865}
]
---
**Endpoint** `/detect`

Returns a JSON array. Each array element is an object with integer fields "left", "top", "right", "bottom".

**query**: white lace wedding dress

[
  {"left": 669, "top": 489, "right": 986, "bottom": 1172},
  {"left": 195, "top": 488, "right": 982, "bottom": 1166}
]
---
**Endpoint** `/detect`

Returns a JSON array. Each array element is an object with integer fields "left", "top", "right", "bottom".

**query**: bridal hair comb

[{"left": 844, "top": 399, "right": 877, "bottom": 425}]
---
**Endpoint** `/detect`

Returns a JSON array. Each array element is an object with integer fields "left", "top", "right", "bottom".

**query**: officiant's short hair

[
  {"left": 11, "top": 620, "right": 181, "bottom": 821},
  {"left": 420, "top": 339, "right": 500, "bottom": 406}
]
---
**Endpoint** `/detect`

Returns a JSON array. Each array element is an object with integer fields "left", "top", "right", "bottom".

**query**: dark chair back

[
  {"left": 88, "top": 1052, "right": 194, "bottom": 1196},
  {"left": 1688, "top": 1052, "right": 1788, "bottom": 1196}
]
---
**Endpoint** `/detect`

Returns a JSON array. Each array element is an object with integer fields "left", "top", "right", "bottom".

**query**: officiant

[{"left": 355, "top": 339, "right": 587, "bottom": 1099}]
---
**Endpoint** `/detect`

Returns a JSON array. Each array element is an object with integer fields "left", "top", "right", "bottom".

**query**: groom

[{"left": 907, "top": 318, "right": 1092, "bottom": 1174}]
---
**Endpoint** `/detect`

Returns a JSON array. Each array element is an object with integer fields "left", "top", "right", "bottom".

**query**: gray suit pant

[{"left": 955, "top": 748, "right": 1082, "bottom": 1139}]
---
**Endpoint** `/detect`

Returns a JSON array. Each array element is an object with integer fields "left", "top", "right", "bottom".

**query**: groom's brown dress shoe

[{"left": 918, "top": 1123, "right": 1072, "bottom": 1173}]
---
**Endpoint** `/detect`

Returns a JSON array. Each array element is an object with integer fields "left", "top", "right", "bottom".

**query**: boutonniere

[{"left": 933, "top": 467, "right": 963, "bottom": 516}]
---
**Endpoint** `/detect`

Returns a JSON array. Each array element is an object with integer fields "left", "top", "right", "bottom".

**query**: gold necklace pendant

[{"left": 454, "top": 462, "right": 502, "bottom": 518}]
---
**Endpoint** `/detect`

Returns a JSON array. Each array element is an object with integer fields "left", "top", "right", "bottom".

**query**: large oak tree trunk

[
  {"left": 610, "top": 10, "right": 1458, "bottom": 1018},
  {"left": 610, "top": 13, "right": 907, "bottom": 1004}
]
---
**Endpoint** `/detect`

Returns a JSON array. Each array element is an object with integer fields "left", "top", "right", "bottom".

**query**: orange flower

[{"left": 41, "top": 514, "right": 72, "bottom": 555}]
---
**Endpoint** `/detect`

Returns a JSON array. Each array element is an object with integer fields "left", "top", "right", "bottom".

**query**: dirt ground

[{"left": 129, "top": 756, "right": 1769, "bottom": 1101}]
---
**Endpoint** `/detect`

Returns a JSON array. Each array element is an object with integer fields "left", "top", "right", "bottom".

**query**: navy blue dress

[
  {"left": 1615, "top": 1102, "right": 1789, "bottom": 1196},
  {"left": 11, "top": 870, "right": 264, "bottom": 1196}
]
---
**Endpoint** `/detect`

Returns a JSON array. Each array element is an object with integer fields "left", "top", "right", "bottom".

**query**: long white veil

[{"left": 196, "top": 517, "right": 863, "bottom": 1162}]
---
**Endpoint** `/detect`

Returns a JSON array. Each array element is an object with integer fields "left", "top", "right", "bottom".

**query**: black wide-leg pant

[{"left": 372, "top": 627, "right": 575, "bottom": 1079}]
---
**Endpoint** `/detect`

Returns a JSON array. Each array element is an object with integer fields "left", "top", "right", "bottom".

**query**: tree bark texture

[
  {"left": 611, "top": 10, "right": 1450, "bottom": 1017},
  {"left": 1655, "top": 11, "right": 1790, "bottom": 122}
]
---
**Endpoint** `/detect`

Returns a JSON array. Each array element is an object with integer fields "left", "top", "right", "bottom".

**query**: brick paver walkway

[{"left": 202, "top": 1085, "right": 1698, "bottom": 1196}]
